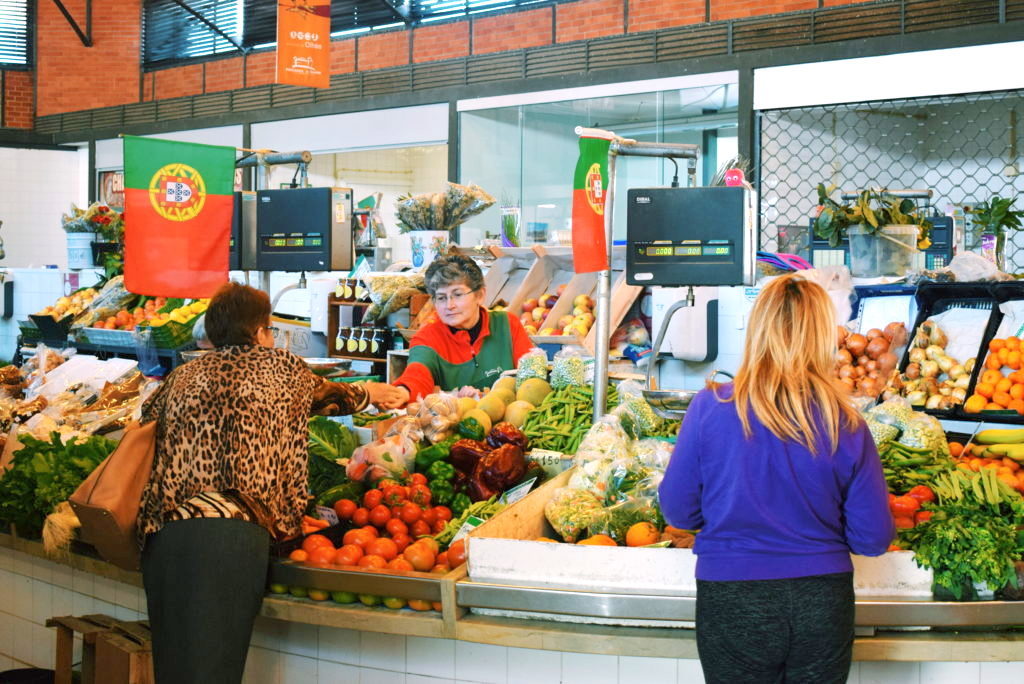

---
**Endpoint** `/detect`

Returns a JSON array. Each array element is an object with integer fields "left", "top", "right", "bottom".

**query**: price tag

[
  {"left": 451, "top": 515, "right": 485, "bottom": 543},
  {"left": 529, "top": 449, "right": 567, "bottom": 478},
  {"left": 315, "top": 506, "right": 339, "bottom": 526},
  {"left": 499, "top": 478, "right": 537, "bottom": 505}
]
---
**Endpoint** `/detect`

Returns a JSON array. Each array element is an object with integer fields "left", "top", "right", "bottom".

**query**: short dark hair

[
  {"left": 205, "top": 282, "right": 271, "bottom": 347},
  {"left": 424, "top": 254, "right": 484, "bottom": 296}
]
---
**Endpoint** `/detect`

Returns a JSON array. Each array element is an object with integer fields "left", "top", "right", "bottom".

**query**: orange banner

[{"left": 276, "top": 0, "right": 331, "bottom": 88}]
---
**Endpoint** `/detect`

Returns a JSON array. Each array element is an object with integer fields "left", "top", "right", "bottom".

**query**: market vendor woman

[{"left": 384, "top": 254, "right": 533, "bottom": 406}]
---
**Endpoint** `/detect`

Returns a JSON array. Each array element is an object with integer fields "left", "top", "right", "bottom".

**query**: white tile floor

[{"left": 1, "top": 545, "right": 1023, "bottom": 683}]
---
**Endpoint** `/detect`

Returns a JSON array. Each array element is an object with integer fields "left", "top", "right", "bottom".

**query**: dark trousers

[
  {"left": 695, "top": 572, "right": 855, "bottom": 684},
  {"left": 142, "top": 518, "right": 270, "bottom": 684}
]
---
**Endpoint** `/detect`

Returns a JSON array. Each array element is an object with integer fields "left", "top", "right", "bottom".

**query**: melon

[
  {"left": 503, "top": 400, "right": 535, "bottom": 428},
  {"left": 491, "top": 376, "right": 516, "bottom": 395},
  {"left": 491, "top": 387, "right": 516, "bottom": 406},
  {"left": 456, "top": 397, "right": 478, "bottom": 418},
  {"left": 516, "top": 378, "right": 552, "bottom": 407},
  {"left": 463, "top": 408, "right": 492, "bottom": 435},
  {"left": 477, "top": 393, "right": 507, "bottom": 424}
]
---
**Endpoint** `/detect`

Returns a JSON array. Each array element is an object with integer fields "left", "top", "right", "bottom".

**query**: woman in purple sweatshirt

[{"left": 659, "top": 274, "right": 894, "bottom": 684}]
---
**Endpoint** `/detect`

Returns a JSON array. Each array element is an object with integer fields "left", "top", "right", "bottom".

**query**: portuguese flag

[
  {"left": 123, "top": 136, "right": 235, "bottom": 297},
  {"left": 571, "top": 135, "right": 612, "bottom": 273}
]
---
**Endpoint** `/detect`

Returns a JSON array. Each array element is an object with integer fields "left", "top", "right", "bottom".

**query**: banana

[
  {"left": 974, "top": 429, "right": 1024, "bottom": 445},
  {"left": 983, "top": 444, "right": 1024, "bottom": 462}
]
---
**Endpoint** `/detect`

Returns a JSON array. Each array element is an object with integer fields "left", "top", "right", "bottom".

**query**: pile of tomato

[{"left": 889, "top": 484, "right": 935, "bottom": 530}]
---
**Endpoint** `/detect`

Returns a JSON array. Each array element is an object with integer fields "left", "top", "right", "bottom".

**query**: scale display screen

[
  {"left": 645, "top": 246, "right": 674, "bottom": 257},
  {"left": 703, "top": 245, "right": 731, "bottom": 256},
  {"left": 637, "top": 241, "right": 733, "bottom": 260},
  {"left": 676, "top": 245, "right": 701, "bottom": 256},
  {"left": 263, "top": 234, "right": 324, "bottom": 250}
]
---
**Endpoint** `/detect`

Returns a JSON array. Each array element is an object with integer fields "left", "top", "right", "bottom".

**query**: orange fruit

[
  {"left": 998, "top": 347, "right": 1011, "bottom": 366},
  {"left": 964, "top": 394, "right": 987, "bottom": 413},
  {"left": 535, "top": 537, "right": 560, "bottom": 543},
  {"left": 986, "top": 402, "right": 1004, "bottom": 411},
  {"left": 1008, "top": 337, "right": 1022, "bottom": 351},
  {"left": 996, "top": 378, "right": 1013, "bottom": 394},
  {"left": 625, "top": 522, "right": 661, "bottom": 547},
  {"left": 993, "top": 391, "right": 1012, "bottom": 408},
  {"left": 1011, "top": 384, "right": 1024, "bottom": 400},
  {"left": 982, "top": 369, "right": 1003, "bottom": 386},
  {"left": 1010, "top": 399, "right": 1024, "bottom": 415},
  {"left": 288, "top": 549, "right": 309, "bottom": 562},
  {"left": 947, "top": 442, "right": 964, "bottom": 458},
  {"left": 986, "top": 354, "right": 1003, "bottom": 371},
  {"left": 1009, "top": 351, "right": 1022, "bottom": 370},
  {"left": 976, "top": 382, "right": 995, "bottom": 399},
  {"left": 578, "top": 534, "right": 618, "bottom": 546},
  {"left": 1003, "top": 458, "right": 1021, "bottom": 472},
  {"left": 989, "top": 338, "right": 1006, "bottom": 352}
]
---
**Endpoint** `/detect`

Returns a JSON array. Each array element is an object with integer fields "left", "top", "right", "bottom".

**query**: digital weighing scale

[{"left": 255, "top": 187, "right": 354, "bottom": 272}]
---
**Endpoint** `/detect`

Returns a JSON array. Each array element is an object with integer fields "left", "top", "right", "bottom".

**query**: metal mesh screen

[{"left": 759, "top": 89, "right": 1024, "bottom": 268}]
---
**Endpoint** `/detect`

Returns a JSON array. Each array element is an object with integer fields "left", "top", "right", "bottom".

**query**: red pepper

[
  {"left": 907, "top": 485, "right": 935, "bottom": 503},
  {"left": 890, "top": 495, "right": 921, "bottom": 517}
]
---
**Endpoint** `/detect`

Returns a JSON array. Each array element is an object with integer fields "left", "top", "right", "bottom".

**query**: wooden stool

[{"left": 46, "top": 614, "right": 154, "bottom": 684}]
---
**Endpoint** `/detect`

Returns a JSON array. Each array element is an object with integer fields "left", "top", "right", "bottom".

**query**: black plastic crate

[{"left": 958, "top": 281, "right": 1024, "bottom": 424}]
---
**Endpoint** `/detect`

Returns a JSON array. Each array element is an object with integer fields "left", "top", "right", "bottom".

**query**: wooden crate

[
  {"left": 48, "top": 614, "right": 154, "bottom": 684},
  {"left": 482, "top": 246, "right": 543, "bottom": 309},
  {"left": 505, "top": 246, "right": 576, "bottom": 316}
]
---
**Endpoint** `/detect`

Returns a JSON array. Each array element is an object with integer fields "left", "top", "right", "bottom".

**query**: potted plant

[
  {"left": 394, "top": 182, "right": 495, "bottom": 267},
  {"left": 61, "top": 203, "right": 99, "bottom": 270},
  {"left": 814, "top": 185, "right": 933, "bottom": 277},
  {"left": 967, "top": 195, "right": 1023, "bottom": 271}
]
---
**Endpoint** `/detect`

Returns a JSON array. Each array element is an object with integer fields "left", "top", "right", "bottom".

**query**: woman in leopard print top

[{"left": 137, "top": 282, "right": 400, "bottom": 684}]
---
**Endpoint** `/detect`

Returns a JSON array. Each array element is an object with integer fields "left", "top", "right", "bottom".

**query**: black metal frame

[{"left": 50, "top": 0, "right": 91, "bottom": 47}]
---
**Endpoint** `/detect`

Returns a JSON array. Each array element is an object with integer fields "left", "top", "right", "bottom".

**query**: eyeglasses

[
  {"left": 263, "top": 326, "right": 279, "bottom": 333},
  {"left": 432, "top": 289, "right": 476, "bottom": 306}
]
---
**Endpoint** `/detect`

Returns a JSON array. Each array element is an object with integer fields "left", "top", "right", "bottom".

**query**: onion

[
  {"left": 909, "top": 348, "right": 927, "bottom": 364},
  {"left": 867, "top": 370, "right": 880, "bottom": 379},
  {"left": 855, "top": 365, "right": 867, "bottom": 377},
  {"left": 877, "top": 352, "right": 899, "bottom": 373},
  {"left": 866, "top": 328, "right": 884, "bottom": 340},
  {"left": 859, "top": 378, "right": 877, "bottom": 395},
  {"left": 866, "top": 336, "right": 890, "bottom": 360},
  {"left": 836, "top": 349, "right": 853, "bottom": 366},
  {"left": 905, "top": 362, "right": 921, "bottom": 380},
  {"left": 840, "top": 376, "right": 855, "bottom": 391},
  {"left": 838, "top": 365, "right": 855, "bottom": 379},
  {"left": 837, "top": 326, "right": 848, "bottom": 346},
  {"left": 846, "top": 333, "right": 868, "bottom": 357},
  {"left": 921, "top": 360, "right": 940, "bottom": 378},
  {"left": 857, "top": 355, "right": 870, "bottom": 367},
  {"left": 865, "top": 359, "right": 879, "bottom": 373},
  {"left": 884, "top": 322, "right": 908, "bottom": 347}
]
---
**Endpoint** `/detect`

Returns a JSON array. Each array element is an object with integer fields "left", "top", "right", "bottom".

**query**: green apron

[{"left": 408, "top": 311, "right": 514, "bottom": 391}]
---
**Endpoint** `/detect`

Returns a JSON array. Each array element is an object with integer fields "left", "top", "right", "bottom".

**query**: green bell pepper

[
  {"left": 451, "top": 493, "right": 472, "bottom": 517},
  {"left": 429, "top": 479, "right": 455, "bottom": 507},
  {"left": 414, "top": 436, "right": 457, "bottom": 472},
  {"left": 426, "top": 460, "right": 456, "bottom": 482},
  {"left": 456, "top": 417, "right": 486, "bottom": 441}
]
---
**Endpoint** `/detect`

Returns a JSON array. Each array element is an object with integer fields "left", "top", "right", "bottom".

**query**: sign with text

[{"left": 276, "top": 0, "right": 331, "bottom": 88}]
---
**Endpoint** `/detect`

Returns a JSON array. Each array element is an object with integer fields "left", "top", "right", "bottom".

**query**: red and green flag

[
  {"left": 123, "top": 136, "right": 235, "bottom": 297},
  {"left": 571, "top": 135, "right": 612, "bottom": 273}
]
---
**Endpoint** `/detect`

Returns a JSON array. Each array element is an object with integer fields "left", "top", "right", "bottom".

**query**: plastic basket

[
  {"left": 17, "top": 320, "right": 41, "bottom": 342},
  {"left": 140, "top": 317, "right": 197, "bottom": 349},
  {"left": 79, "top": 326, "right": 136, "bottom": 348}
]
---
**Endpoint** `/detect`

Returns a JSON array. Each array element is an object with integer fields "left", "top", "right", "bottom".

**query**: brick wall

[
  {"left": 2, "top": 71, "right": 34, "bottom": 129},
  {"left": 29, "top": 0, "right": 883, "bottom": 120},
  {"left": 36, "top": 0, "right": 141, "bottom": 117},
  {"left": 413, "top": 22, "right": 470, "bottom": 64},
  {"left": 556, "top": 0, "right": 625, "bottom": 43}
]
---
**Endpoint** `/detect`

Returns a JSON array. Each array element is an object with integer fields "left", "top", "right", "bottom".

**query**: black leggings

[
  {"left": 696, "top": 572, "right": 855, "bottom": 684},
  {"left": 142, "top": 517, "right": 270, "bottom": 684}
]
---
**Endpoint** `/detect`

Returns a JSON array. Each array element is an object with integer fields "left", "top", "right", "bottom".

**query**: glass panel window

[{"left": 0, "top": 0, "right": 31, "bottom": 66}]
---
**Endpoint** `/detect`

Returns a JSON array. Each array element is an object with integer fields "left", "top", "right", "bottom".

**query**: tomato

[
  {"left": 410, "top": 473, "right": 428, "bottom": 486},
  {"left": 893, "top": 516, "right": 915, "bottom": 529},
  {"left": 377, "top": 478, "right": 400, "bottom": 490},
  {"left": 430, "top": 564, "right": 450, "bottom": 574},
  {"left": 358, "top": 554, "right": 388, "bottom": 569},
  {"left": 433, "top": 506, "right": 453, "bottom": 523},
  {"left": 334, "top": 544, "right": 364, "bottom": 566},
  {"left": 391, "top": 533, "right": 412, "bottom": 552},
  {"left": 301, "top": 534, "right": 334, "bottom": 554},
  {"left": 333, "top": 499, "right": 357, "bottom": 521},
  {"left": 387, "top": 557, "right": 414, "bottom": 571},
  {"left": 420, "top": 507, "right": 437, "bottom": 527},
  {"left": 447, "top": 539, "right": 467, "bottom": 568},
  {"left": 369, "top": 504, "right": 392, "bottom": 529},
  {"left": 914, "top": 510, "right": 933, "bottom": 524},
  {"left": 342, "top": 529, "right": 364, "bottom": 546},
  {"left": 410, "top": 483, "right": 432, "bottom": 507},
  {"left": 346, "top": 529, "right": 376, "bottom": 549},
  {"left": 385, "top": 518, "right": 408, "bottom": 537},
  {"left": 432, "top": 519, "right": 447, "bottom": 534},
  {"left": 383, "top": 485, "right": 406, "bottom": 507},
  {"left": 363, "top": 489, "right": 384, "bottom": 509},
  {"left": 887, "top": 544, "right": 904, "bottom": 552},
  {"left": 436, "top": 551, "right": 449, "bottom": 566},
  {"left": 351, "top": 507, "right": 370, "bottom": 527},
  {"left": 288, "top": 549, "right": 308, "bottom": 562},
  {"left": 410, "top": 520, "right": 431, "bottom": 537},
  {"left": 366, "top": 537, "right": 399, "bottom": 561},
  {"left": 400, "top": 502, "right": 423, "bottom": 525},
  {"left": 403, "top": 543, "right": 436, "bottom": 571},
  {"left": 416, "top": 537, "right": 440, "bottom": 556},
  {"left": 907, "top": 485, "right": 936, "bottom": 504},
  {"left": 890, "top": 495, "right": 921, "bottom": 516},
  {"left": 307, "top": 546, "right": 337, "bottom": 566}
]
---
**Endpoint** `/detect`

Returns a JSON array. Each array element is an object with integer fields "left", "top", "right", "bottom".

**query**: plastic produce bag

[
  {"left": 569, "top": 456, "right": 632, "bottom": 503},
  {"left": 573, "top": 414, "right": 630, "bottom": 463},
  {"left": 629, "top": 439, "right": 674, "bottom": 470},
  {"left": 613, "top": 380, "right": 664, "bottom": 439},
  {"left": 345, "top": 433, "right": 417, "bottom": 483},
  {"left": 550, "top": 346, "right": 591, "bottom": 390},
  {"left": 544, "top": 487, "right": 603, "bottom": 542},
  {"left": 897, "top": 411, "right": 950, "bottom": 458},
  {"left": 384, "top": 415, "right": 425, "bottom": 445},
  {"left": 589, "top": 496, "right": 665, "bottom": 544},
  {"left": 515, "top": 348, "right": 548, "bottom": 389},
  {"left": 412, "top": 392, "right": 461, "bottom": 444}
]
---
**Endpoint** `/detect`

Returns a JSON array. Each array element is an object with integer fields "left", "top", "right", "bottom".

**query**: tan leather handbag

[{"left": 69, "top": 421, "right": 157, "bottom": 572}]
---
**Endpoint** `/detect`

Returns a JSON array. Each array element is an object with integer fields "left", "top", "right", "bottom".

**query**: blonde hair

[{"left": 725, "top": 273, "right": 859, "bottom": 455}]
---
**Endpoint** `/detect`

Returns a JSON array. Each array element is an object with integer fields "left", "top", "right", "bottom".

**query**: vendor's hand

[{"left": 365, "top": 382, "right": 408, "bottom": 409}]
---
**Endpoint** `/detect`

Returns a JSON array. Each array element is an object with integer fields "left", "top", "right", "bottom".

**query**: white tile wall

[{"left": 2, "top": 545, "right": 1023, "bottom": 684}]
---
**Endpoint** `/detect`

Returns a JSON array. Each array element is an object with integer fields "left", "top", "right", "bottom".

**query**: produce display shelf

[
  {"left": 455, "top": 580, "right": 1024, "bottom": 628},
  {"left": 325, "top": 353, "right": 388, "bottom": 363},
  {"left": 269, "top": 561, "right": 459, "bottom": 604}
]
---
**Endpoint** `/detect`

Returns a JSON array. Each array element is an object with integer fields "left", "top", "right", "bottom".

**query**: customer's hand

[{"left": 365, "top": 382, "right": 409, "bottom": 409}]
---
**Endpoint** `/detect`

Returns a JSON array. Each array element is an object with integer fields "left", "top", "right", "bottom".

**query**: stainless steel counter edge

[{"left": 4, "top": 533, "right": 1023, "bottom": 661}]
